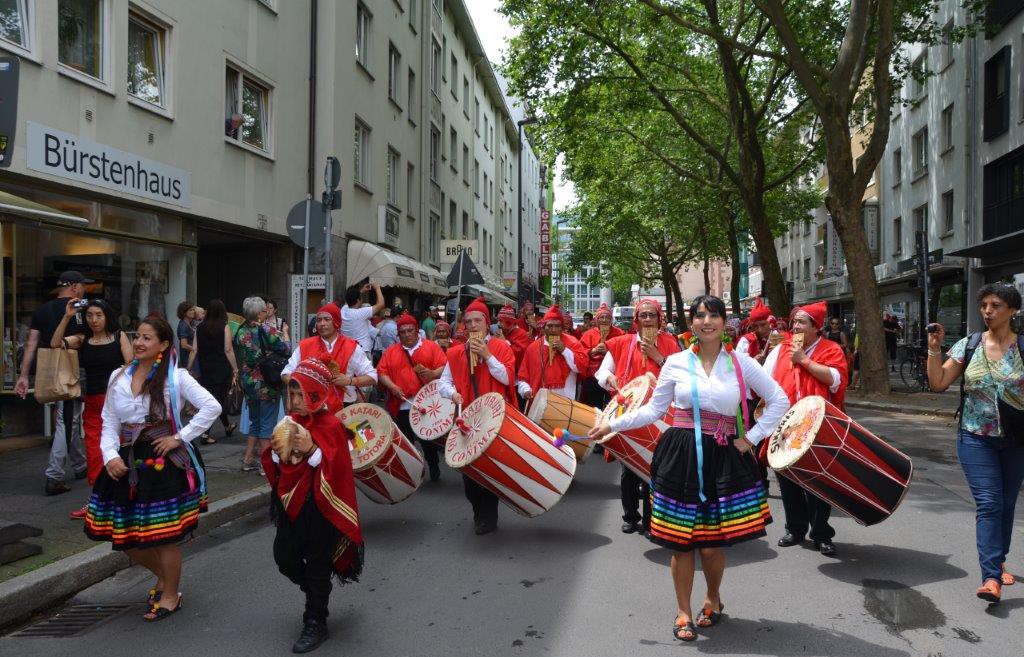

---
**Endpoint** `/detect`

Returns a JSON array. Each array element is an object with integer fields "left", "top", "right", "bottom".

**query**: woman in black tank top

[{"left": 51, "top": 299, "right": 132, "bottom": 517}]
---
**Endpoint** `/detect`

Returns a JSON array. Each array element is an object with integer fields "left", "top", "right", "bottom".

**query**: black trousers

[
  {"left": 395, "top": 409, "right": 440, "bottom": 473},
  {"left": 778, "top": 475, "right": 835, "bottom": 542},
  {"left": 621, "top": 466, "right": 651, "bottom": 529},
  {"left": 463, "top": 474, "right": 499, "bottom": 524},
  {"left": 580, "top": 378, "right": 609, "bottom": 409},
  {"left": 273, "top": 496, "right": 341, "bottom": 624},
  {"left": 200, "top": 373, "right": 232, "bottom": 429}
]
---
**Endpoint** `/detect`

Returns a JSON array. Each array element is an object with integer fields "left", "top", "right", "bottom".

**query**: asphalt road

[{"left": 2, "top": 408, "right": 1022, "bottom": 657}]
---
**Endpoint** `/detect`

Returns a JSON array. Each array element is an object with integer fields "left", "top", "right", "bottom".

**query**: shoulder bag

[{"left": 256, "top": 325, "right": 289, "bottom": 388}]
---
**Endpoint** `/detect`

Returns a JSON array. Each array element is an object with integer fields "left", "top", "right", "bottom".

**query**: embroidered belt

[
  {"left": 666, "top": 407, "right": 738, "bottom": 447},
  {"left": 119, "top": 421, "right": 195, "bottom": 497}
]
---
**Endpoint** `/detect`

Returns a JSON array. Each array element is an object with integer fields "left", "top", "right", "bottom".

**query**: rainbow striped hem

[
  {"left": 649, "top": 484, "right": 771, "bottom": 551},
  {"left": 85, "top": 491, "right": 208, "bottom": 550}
]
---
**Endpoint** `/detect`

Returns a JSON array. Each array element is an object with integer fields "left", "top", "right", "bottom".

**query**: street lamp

[{"left": 517, "top": 116, "right": 538, "bottom": 306}]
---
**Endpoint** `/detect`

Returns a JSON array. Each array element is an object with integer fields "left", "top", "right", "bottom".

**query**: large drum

[
  {"left": 446, "top": 392, "right": 577, "bottom": 517},
  {"left": 767, "top": 396, "right": 913, "bottom": 526},
  {"left": 342, "top": 403, "right": 425, "bottom": 505},
  {"left": 526, "top": 389, "right": 596, "bottom": 461},
  {"left": 594, "top": 373, "right": 665, "bottom": 479},
  {"left": 409, "top": 380, "right": 456, "bottom": 442}
]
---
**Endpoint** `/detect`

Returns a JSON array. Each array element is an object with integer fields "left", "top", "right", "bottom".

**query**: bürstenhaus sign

[{"left": 26, "top": 122, "right": 192, "bottom": 209}]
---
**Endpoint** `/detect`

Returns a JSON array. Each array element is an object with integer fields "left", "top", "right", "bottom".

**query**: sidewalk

[{"left": 844, "top": 369, "right": 959, "bottom": 418}]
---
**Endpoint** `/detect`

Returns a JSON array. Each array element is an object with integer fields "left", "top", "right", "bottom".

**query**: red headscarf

[
  {"left": 594, "top": 302, "right": 612, "bottom": 320},
  {"left": 464, "top": 297, "right": 490, "bottom": 325},
  {"left": 318, "top": 302, "right": 342, "bottom": 329},
  {"left": 748, "top": 297, "right": 771, "bottom": 323},
  {"left": 632, "top": 298, "right": 663, "bottom": 332},
  {"left": 542, "top": 304, "right": 564, "bottom": 324},
  {"left": 396, "top": 312, "right": 418, "bottom": 330},
  {"left": 792, "top": 301, "right": 827, "bottom": 329},
  {"left": 434, "top": 320, "right": 451, "bottom": 336},
  {"left": 290, "top": 355, "right": 342, "bottom": 415}
]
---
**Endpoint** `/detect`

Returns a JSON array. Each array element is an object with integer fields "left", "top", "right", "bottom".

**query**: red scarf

[
  {"left": 376, "top": 340, "right": 447, "bottom": 415},
  {"left": 261, "top": 411, "right": 363, "bottom": 580},
  {"left": 771, "top": 335, "right": 849, "bottom": 410},
  {"left": 446, "top": 337, "right": 517, "bottom": 405},
  {"left": 298, "top": 335, "right": 359, "bottom": 412},
  {"left": 605, "top": 332, "right": 681, "bottom": 383},
  {"left": 502, "top": 325, "right": 534, "bottom": 372},
  {"left": 517, "top": 332, "right": 589, "bottom": 393},
  {"left": 579, "top": 326, "right": 625, "bottom": 377},
  {"left": 741, "top": 331, "right": 767, "bottom": 358}
]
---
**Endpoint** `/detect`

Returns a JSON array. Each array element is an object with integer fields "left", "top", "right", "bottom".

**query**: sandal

[
  {"left": 672, "top": 616, "right": 698, "bottom": 642},
  {"left": 225, "top": 423, "right": 237, "bottom": 437},
  {"left": 146, "top": 588, "right": 162, "bottom": 605},
  {"left": 696, "top": 602, "right": 724, "bottom": 628},
  {"left": 976, "top": 579, "right": 1001, "bottom": 604},
  {"left": 200, "top": 434, "right": 217, "bottom": 445},
  {"left": 143, "top": 593, "right": 182, "bottom": 622},
  {"left": 1002, "top": 564, "right": 1015, "bottom": 586}
]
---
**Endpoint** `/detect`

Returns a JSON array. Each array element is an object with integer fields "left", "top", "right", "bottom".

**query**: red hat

[
  {"left": 463, "top": 296, "right": 490, "bottom": 325},
  {"left": 290, "top": 355, "right": 340, "bottom": 413},
  {"left": 793, "top": 301, "right": 827, "bottom": 329},
  {"left": 396, "top": 312, "right": 418, "bottom": 330},
  {"left": 497, "top": 304, "right": 517, "bottom": 323},
  {"left": 434, "top": 320, "right": 451, "bottom": 335},
  {"left": 748, "top": 297, "right": 772, "bottom": 323},
  {"left": 542, "top": 304, "right": 564, "bottom": 324},
  {"left": 594, "top": 302, "right": 612, "bottom": 320},
  {"left": 318, "top": 302, "right": 342, "bottom": 329},
  {"left": 562, "top": 308, "right": 573, "bottom": 325},
  {"left": 632, "top": 298, "right": 663, "bottom": 330}
]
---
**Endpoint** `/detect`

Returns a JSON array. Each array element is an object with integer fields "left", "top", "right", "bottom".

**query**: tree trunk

[
  {"left": 725, "top": 209, "right": 742, "bottom": 315},
  {"left": 703, "top": 256, "right": 711, "bottom": 295},
  {"left": 743, "top": 194, "right": 791, "bottom": 318},
  {"left": 658, "top": 257, "right": 675, "bottom": 330},
  {"left": 671, "top": 278, "right": 689, "bottom": 330}
]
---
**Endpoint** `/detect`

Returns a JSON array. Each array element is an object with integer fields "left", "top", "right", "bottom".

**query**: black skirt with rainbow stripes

[
  {"left": 648, "top": 428, "right": 771, "bottom": 551},
  {"left": 85, "top": 434, "right": 207, "bottom": 551}
]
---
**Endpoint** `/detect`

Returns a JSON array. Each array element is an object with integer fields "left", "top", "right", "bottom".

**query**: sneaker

[
  {"left": 69, "top": 505, "right": 88, "bottom": 519},
  {"left": 257, "top": 462, "right": 265, "bottom": 477},
  {"left": 241, "top": 459, "right": 257, "bottom": 472},
  {"left": 45, "top": 479, "right": 72, "bottom": 496}
]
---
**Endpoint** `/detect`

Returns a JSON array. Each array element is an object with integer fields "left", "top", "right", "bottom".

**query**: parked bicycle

[{"left": 898, "top": 343, "right": 931, "bottom": 392}]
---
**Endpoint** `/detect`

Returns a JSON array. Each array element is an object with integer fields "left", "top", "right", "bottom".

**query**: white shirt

[
  {"left": 281, "top": 335, "right": 378, "bottom": 403},
  {"left": 341, "top": 304, "right": 376, "bottom": 351},
  {"left": 608, "top": 349, "right": 789, "bottom": 446},
  {"left": 100, "top": 367, "right": 221, "bottom": 464},
  {"left": 270, "top": 448, "right": 323, "bottom": 468},
  {"left": 437, "top": 335, "right": 510, "bottom": 399},
  {"left": 762, "top": 337, "right": 842, "bottom": 394},
  {"left": 517, "top": 343, "right": 581, "bottom": 399}
]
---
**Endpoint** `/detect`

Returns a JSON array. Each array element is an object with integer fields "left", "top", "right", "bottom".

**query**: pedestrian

[
  {"left": 264, "top": 357, "right": 363, "bottom": 653},
  {"left": 51, "top": 298, "right": 133, "bottom": 518},
  {"left": 578, "top": 302, "right": 624, "bottom": 408},
  {"left": 517, "top": 305, "right": 588, "bottom": 402},
  {"left": 264, "top": 298, "right": 291, "bottom": 345},
  {"left": 884, "top": 312, "right": 901, "bottom": 371},
  {"left": 341, "top": 282, "right": 385, "bottom": 355},
  {"left": 927, "top": 283, "right": 1024, "bottom": 604},
  {"left": 765, "top": 301, "right": 849, "bottom": 556},
  {"left": 497, "top": 304, "right": 532, "bottom": 373},
  {"left": 84, "top": 317, "right": 221, "bottom": 621},
  {"left": 849, "top": 331, "right": 861, "bottom": 390},
  {"left": 422, "top": 306, "right": 437, "bottom": 340},
  {"left": 436, "top": 297, "right": 517, "bottom": 534},
  {"left": 588, "top": 295, "right": 788, "bottom": 642},
  {"left": 283, "top": 303, "right": 377, "bottom": 411},
  {"left": 15, "top": 270, "right": 90, "bottom": 495},
  {"left": 724, "top": 318, "right": 742, "bottom": 342},
  {"left": 581, "top": 311, "right": 594, "bottom": 334},
  {"left": 595, "top": 298, "right": 681, "bottom": 534},
  {"left": 234, "top": 296, "right": 291, "bottom": 474},
  {"left": 175, "top": 301, "right": 196, "bottom": 368},
  {"left": 376, "top": 308, "right": 398, "bottom": 353},
  {"left": 188, "top": 300, "right": 240, "bottom": 445},
  {"left": 825, "top": 317, "right": 851, "bottom": 357},
  {"left": 736, "top": 297, "right": 775, "bottom": 363},
  {"left": 376, "top": 313, "right": 447, "bottom": 481}
]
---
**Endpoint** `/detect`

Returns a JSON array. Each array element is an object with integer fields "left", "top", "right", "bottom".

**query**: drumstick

[
  {"left": 402, "top": 395, "right": 427, "bottom": 414},
  {"left": 552, "top": 427, "right": 588, "bottom": 448}
]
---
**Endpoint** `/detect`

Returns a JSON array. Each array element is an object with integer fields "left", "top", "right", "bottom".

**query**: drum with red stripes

[
  {"left": 595, "top": 373, "right": 666, "bottom": 479},
  {"left": 767, "top": 395, "right": 913, "bottom": 526},
  {"left": 342, "top": 403, "right": 425, "bottom": 505},
  {"left": 409, "top": 380, "right": 456, "bottom": 443},
  {"left": 446, "top": 392, "right": 577, "bottom": 517}
]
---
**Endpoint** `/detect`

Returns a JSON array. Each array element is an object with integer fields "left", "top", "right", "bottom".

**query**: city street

[{"left": 3, "top": 407, "right": 1022, "bottom": 657}]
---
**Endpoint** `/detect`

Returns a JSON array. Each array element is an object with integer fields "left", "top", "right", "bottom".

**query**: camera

[
  {"left": 72, "top": 299, "right": 88, "bottom": 310},
  {"left": 926, "top": 323, "right": 941, "bottom": 334}
]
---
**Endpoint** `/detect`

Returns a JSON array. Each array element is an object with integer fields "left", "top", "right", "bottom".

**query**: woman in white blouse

[
  {"left": 590, "top": 295, "right": 789, "bottom": 642},
  {"left": 85, "top": 317, "right": 221, "bottom": 622}
]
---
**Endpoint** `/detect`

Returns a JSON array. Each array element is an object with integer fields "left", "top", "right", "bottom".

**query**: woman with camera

[
  {"left": 52, "top": 298, "right": 133, "bottom": 518},
  {"left": 927, "top": 283, "right": 1024, "bottom": 604}
]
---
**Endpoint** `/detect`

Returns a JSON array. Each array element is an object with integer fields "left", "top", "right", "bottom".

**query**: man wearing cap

[
  {"left": 764, "top": 301, "right": 848, "bottom": 556},
  {"left": 595, "top": 298, "right": 680, "bottom": 534},
  {"left": 436, "top": 297, "right": 517, "bottom": 535},
  {"left": 737, "top": 297, "right": 777, "bottom": 363},
  {"left": 16, "top": 271, "right": 91, "bottom": 495},
  {"left": 497, "top": 304, "right": 532, "bottom": 372},
  {"left": 376, "top": 313, "right": 447, "bottom": 481},
  {"left": 579, "top": 303, "right": 624, "bottom": 408},
  {"left": 517, "top": 305, "right": 588, "bottom": 402},
  {"left": 282, "top": 303, "right": 377, "bottom": 409}
]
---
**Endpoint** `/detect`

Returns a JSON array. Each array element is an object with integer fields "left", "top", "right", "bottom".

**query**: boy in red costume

[{"left": 737, "top": 297, "right": 777, "bottom": 363}]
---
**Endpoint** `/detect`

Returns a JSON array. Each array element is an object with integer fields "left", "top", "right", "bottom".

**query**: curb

[
  {"left": 845, "top": 399, "right": 956, "bottom": 419},
  {"left": 0, "top": 485, "right": 270, "bottom": 631}
]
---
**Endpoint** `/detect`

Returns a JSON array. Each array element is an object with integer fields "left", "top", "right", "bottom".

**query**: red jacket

[
  {"left": 771, "top": 335, "right": 849, "bottom": 410},
  {"left": 376, "top": 340, "right": 448, "bottom": 415},
  {"left": 517, "top": 332, "right": 589, "bottom": 394},
  {"left": 603, "top": 332, "right": 681, "bottom": 385},
  {"left": 445, "top": 337, "right": 517, "bottom": 406},
  {"left": 579, "top": 326, "right": 625, "bottom": 377}
]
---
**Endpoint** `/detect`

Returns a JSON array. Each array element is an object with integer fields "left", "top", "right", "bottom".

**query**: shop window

[
  {"left": 353, "top": 119, "right": 370, "bottom": 186},
  {"left": 0, "top": 0, "right": 31, "bottom": 54},
  {"left": 226, "top": 65, "right": 272, "bottom": 153},
  {"left": 127, "top": 12, "right": 166, "bottom": 107},
  {"left": 983, "top": 46, "right": 1010, "bottom": 142},
  {"left": 58, "top": 0, "right": 107, "bottom": 82}
]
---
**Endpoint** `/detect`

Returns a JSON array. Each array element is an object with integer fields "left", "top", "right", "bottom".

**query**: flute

[
  {"left": 547, "top": 335, "right": 560, "bottom": 365},
  {"left": 468, "top": 330, "right": 485, "bottom": 373},
  {"left": 599, "top": 324, "right": 610, "bottom": 344},
  {"left": 641, "top": 327, "right": 658, "bottom": 361}
]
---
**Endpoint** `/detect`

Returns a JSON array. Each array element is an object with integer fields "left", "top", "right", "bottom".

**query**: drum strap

[{"left": 685, "top": 351, "right": 708, "bottom": 503}]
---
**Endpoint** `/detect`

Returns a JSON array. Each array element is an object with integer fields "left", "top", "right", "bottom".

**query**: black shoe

[
  {"left": 74, "top": 470, "right": 87, "bottom": 480},
  {"left": 777, "top": 533, "right": 803, "bottom": 547},
  {"left": 621, "top": 521, "right": 639, "bottom": 534},
  {"left": 428, "top": 462, "right": 440, "bottom": 482},
  {"left": 474, "top": 518, "right": 497, "bottom": 535},
  {"left": 45, "top": 479, "right": 72, "bottom": 496},
  {"left": 292, "top": 619, "right": 328, "bottom": 653},
  {"left": 815, "top": 540, "right": 837, "bottom": 556}
]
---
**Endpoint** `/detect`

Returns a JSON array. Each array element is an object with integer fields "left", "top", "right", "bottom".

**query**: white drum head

[
  {"left": 445, "top": 392, "right": 507, "bottom": 468},
  {"left": 409, "top": 380, "right": 456, "bottom": 441},
  {"left": 341, "top": 403, "right": 395, "bottom": 472},
  {"left": 595, "top": 373, "right": 656, "bottom": 445},
  {"left": 525, "top": 388, "right": 551, "bottom": 425},
  {"left": 767, "top": 396, "right": 827, "bottom": 470}
]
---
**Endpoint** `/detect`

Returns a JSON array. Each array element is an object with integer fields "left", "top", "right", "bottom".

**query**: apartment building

[{"left": 552, "top": 221, "right": 611, "bottom": 319}]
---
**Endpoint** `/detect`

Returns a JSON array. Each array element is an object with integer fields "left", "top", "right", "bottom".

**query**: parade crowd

[{"left": 17, "top": 271, "right": 1024, "bottom": 653}]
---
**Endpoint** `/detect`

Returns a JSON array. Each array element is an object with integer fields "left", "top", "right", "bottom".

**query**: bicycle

[{"left": 897, "top": 344, "right": 930, "bottom": 392}]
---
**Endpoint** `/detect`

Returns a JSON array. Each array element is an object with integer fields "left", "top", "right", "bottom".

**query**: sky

[{"left": 465, "top": 1, "right": 577, "bottom": 214}]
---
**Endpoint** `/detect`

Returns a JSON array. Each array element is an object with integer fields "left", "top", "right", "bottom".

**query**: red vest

[
  {"left": 446, "top": 338, "right": 517, "bottom": 406},
  {"left": 376, "top": 340, "right": 447, "bottom": 415},
  {"left": 297, "top": 335, "right": 359, "bottom": 412},
  {"left": 517, "top": 332, "right": 589, "bottom": 393},
  {"left": 604, "top": 332, "right": 681, "bottom": 383},
  {"left": 579, "top": 326, "right": 625, "bottom": 377}
]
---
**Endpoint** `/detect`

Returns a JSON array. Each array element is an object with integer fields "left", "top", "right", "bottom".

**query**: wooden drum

[
  {"left": 594, "top": 373, "right": 665, "bottom": 480},
  {"left": 526, "top": 389, "right": 596, "bottom": 461}
]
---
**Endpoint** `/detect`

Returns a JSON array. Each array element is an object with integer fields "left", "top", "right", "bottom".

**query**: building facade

[{"left": 552, "top": 221, "right": 611, "bottom": 319}]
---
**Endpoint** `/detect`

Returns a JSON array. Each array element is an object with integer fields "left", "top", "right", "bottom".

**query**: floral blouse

[
  {"left": 949, "top": 336, "right": 1024, "bottom": 437},
  {"left": 233, "top": 322, "right": 290, "bottom": 402}
]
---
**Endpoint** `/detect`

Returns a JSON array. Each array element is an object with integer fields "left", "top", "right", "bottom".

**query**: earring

[
  {"left": 721, "top": 331, "right": 734, "bottom": 353},
  {"left": 146, "top": 352, "right": 163, "bottom": 381}
]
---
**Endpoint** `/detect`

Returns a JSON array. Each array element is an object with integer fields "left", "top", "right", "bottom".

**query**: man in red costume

[
  {"left": 517, "top": 304, "right": 589, "bottom": 402},
  {"left": 263, "top": 356, "right": 363, "bottom": 653},
  {"left": 376, "top": 313, "right": 448, "bottom": 482},
  {"left": 517, "top": 301, "right": 538, "bottom": 338},
  {"left": 578, "top": 303, "right": 625, "bottom": 407},
  {"left": 765, "top": 300, "right": 848, "bottom": 557},
  {"left": 595, "top": 298, "right": 681, "bottom": 534},
  {"left": 433, "top": 320, "right": 453, "bottom": 352},
  {"left": 737, "top": 297, "right": 777, "bottom": 364},
  {"left": 497, "top": 304, "right": 533, "bottom": 372},
  {"left": 437, "top": 297, "right": 517, "bottom": 534},
  {"left": 282, "top": 303, "right": 377, "bottom": 410}
]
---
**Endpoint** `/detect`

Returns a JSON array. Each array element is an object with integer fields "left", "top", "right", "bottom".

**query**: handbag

[
  {"left": 33, "top": 344, "right": 81, "bottom": 404},
  {"left": 256, "top": 326, "right": 288, "bottom": 388},
  {"left": 225, "top": 379, "right": 244, "bottom": 416},
  {"left": 997, "top": 395, "right": 1024, "bottom": 444}
]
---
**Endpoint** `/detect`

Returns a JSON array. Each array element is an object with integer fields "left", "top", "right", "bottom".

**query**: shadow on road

[
  {"left": 642, "top": 537, "right": 779, "bottom": 569},
  {"left": 818, "top": 543, "right": 967, "bottom": 587}
]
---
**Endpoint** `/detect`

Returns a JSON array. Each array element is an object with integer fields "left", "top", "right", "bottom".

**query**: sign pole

[
  {"left": 302, "top": 195, "right": 311, "bottom": 321},
  {"left": 456, "top": 251, "right": 465, "bottom": 327},
  {"left": 324, "top": 201, "right": 333, "bottom": 302}
]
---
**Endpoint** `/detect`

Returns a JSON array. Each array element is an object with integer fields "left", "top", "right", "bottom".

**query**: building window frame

[
  {"left": 893, "top": 216, "right": 902, "bottom": 256},
  {"left": 225, "top": 62, "right": 274, "bottom": 158},
  {"left": 429, "top": 125, "right": 440, "bottom": 182},
  {"left": 127, "top": 8, "right": 171, "bottom": 116},
  {"left": 57, "top": 0, "right": 113, "bottom": 92},
  {"left": 911, "top": 127, "right": 928, "bottom": 179},
  {"left": 406, "top": 162, "right": 416, "bottom": 219},
  {"left": 386, "top": 147, "right": 401, "bottom": 209},
  {"left": 449, "top": 127, "right": 458, "bottom": 173},
  {"left": 354, "top": 118, "right": 371, "bottom": 189},
  {"left": 355, "top": 2, "right": 371, "bottom": 72},
  {"left": 430, "top": 37, "right": 441, "bottom": 96},
  {"left": 0, "top": 0, "right": 36, "bottom": 60},
  {"left": 940, "top": 104, "right": 954, "bottom": 154},
  {"left": 983, "top": 45, "right": 1011, "bottom": 142},
  {"left": 407, "top": 67, "right": 417, "bottom": 125},
  {"left": 941, "top": 189, "right": 955, "bottom": 235}
]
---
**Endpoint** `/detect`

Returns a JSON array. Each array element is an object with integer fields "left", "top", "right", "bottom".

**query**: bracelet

[{"left": 927, "top": 350, "right": 941, "bottom": 357}]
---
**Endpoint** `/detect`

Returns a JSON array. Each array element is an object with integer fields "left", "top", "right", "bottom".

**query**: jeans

[
  {"left": 957, "top": 429, "right": 1024, "bottom": 583},
  {"left": 45, "top": 400, "right": 84, "bottom": 481},
  {"left": 246, "top": 397, "right": 280, "bottom": 439}
]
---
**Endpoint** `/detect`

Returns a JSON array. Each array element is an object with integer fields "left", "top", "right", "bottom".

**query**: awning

[
  {"left": 0, "top": 190, "right": 89, "bottom": 228},
  {"left": 347, "top": 239, "right": 448, "bottom": 296},
  {"left": 466, "top": 284, "right": 515, "bottom": 305},
  {"left": 950, "top": 230, "right": 1024, "bottom": 265}
]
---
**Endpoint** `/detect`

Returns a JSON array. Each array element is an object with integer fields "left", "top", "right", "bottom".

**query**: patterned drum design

[
  {"left": 595, "top": 373, "right": 666, "bottom": 479},
  {"left": 342, "top": 403, "right": 425, "bottom": 505},
  {"left": 409, "top": 380, "right": 457, "bottom": 442}
]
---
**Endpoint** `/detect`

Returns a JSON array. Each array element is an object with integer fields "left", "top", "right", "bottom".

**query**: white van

[{"left": 612, "top": 306, "right": 633, "bottom": 330}]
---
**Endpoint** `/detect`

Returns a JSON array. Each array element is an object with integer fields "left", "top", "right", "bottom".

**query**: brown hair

[{"left": 138, "top": 317, "right": 175, "bottom": 421}]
